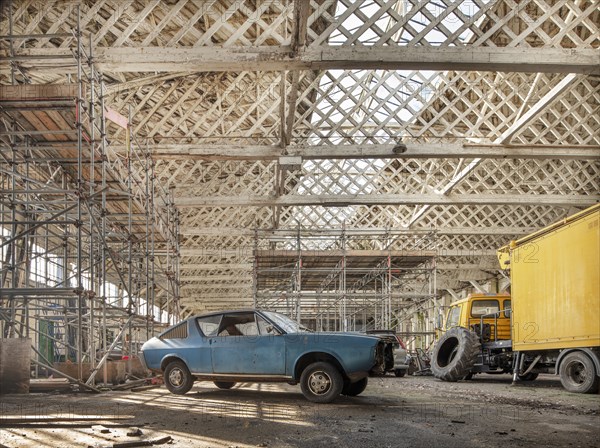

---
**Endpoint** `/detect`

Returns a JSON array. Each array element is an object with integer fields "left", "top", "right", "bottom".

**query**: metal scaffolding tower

[
  {"left": 253, "top": 228, "right": 437, "bottom": 339},
  {"left": 0, "top": 7, "right": 180, "bottom": 385}
]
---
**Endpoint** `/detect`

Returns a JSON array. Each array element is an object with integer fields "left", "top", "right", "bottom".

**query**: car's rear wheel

[
  {"left": 342, "top": 377, "right": 368, "bottom": 396},
  {"left": 164, "top": 360, "right": 194, "bottom": 395},
  {"left": 300, "top": 361, "right": 343, "bottom": 403},
  {"left": 394, "top": 369, "right": 406, "bottom": 377},
  {"left": 214, "top": 381, "right": 236, "bottom": 389}
]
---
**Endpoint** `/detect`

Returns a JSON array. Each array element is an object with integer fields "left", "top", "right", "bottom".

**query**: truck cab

[
  {"left": 443, "top": 293, "right": 512, "bottom": 342},
  {"left": 432, "top": 293, "right": 514, "bottom": 382}
]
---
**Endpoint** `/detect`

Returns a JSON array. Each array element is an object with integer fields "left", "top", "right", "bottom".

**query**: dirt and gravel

[{"left": 1, "top": 373, "right": 598, "bottom": 448}]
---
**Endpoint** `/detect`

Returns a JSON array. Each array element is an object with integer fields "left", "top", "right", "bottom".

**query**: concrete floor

[{"left": 1, "top": 374, "right": 598, "bottom": 448}]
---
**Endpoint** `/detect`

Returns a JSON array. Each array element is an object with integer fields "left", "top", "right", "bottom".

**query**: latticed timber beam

[
  {"left": 4, "top": 47, "right": 598, "bottom": 74},
  {"left": 127, "top": 143, "right": 600, "bottom": 161},
  {"left": 406, "top": 73, "right": 587, "bottom": 226},
  {"left": 174, "top": 194, "right": 599, "bottom": 208}
]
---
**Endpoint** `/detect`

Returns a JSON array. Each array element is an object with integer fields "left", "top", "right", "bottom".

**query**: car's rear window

[{"left": 159, "top": 322, "right": 188, "bottom": 340}]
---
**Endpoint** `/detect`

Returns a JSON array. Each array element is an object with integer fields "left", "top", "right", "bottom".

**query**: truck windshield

[
  {"left": 446, "top": 306, "right": 460, "bottom": 329},
  {"left": 471, "top": 300, "right": 500, "bottom": 317}
]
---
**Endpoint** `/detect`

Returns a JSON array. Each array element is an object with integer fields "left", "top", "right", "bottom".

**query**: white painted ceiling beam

[
  {"left": 180, "top": 226, "right": 538, "bottom": 236},
  {"left": 437, "top": 263, "right": 497, "bottom": 271},
  {"left": 5, "top": 46, "right": 599, "bottom": 74},
  {"left": 180, "top": 263, "right": 253, "bottom": 271},
  {"left": 175, "top": 193, "right": 599, "bottom": 208},
  {"left": 166, "top": 247, "right": 497, "bottom": 257},
  {"left": 181, "top": 275, "right": 253, "bottom": 282},
  {"left": 181, "top": 283, "right": 252, "bottom": 290},
  {"left": 119, "top": 143, "right": 600, "bottom": 161}
]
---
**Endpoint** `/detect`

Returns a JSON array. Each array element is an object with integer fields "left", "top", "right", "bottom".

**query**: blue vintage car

[{"left": 140, "top": 309, "right": 385, "bottom": 403}]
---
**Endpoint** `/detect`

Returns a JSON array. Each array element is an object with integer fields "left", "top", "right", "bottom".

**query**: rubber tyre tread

[
  {"left": 300, "top": 361, "right": 344, "bottom": 403},
  {"left": 559, "top": 351, "right": 599, "bottom": 394},
  {"left": 164, "top": 360, "right": 194, "bottom": 395},
  {"left": 342, "top": 377, "right": 368, "bottom": 396},
  {"left": 394, "top": 369, "right": 406, "bottom": 377},
  {"left": 431, "top": 327, "right": 481, "bottom": 382},
  {"left": 214, "top": 381, "right": 236, "bottom": 389}
]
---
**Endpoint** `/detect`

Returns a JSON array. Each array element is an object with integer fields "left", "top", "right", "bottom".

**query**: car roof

[{"left": 188, "top": 308, "right": 263, "bottom": 320}]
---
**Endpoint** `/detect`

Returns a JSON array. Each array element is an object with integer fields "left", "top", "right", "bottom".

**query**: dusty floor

[{"left": 1, "top": 374, "right": 599, "bottom": 448}]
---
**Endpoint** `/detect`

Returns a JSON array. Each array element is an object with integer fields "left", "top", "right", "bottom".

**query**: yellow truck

[{"left": 431, "top": 204, "right": 600, "bottom": 393}]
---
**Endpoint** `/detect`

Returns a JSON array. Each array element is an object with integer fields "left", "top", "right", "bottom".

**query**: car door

[
  {"left": 186, "top": 314, "right": 221, "bottom": 373},
  {"left": 209, "top": 312, "right": 286, "bottom": 375}
]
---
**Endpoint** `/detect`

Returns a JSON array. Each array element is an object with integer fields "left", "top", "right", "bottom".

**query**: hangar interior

[{"left": 0, "top": 0, "right": 599, "bottom": 383}]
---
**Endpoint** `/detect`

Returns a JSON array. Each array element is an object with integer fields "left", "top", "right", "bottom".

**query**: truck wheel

[
  {"left": 517, "top": 372, "right": 538, "bottom": 381},
  {"left": 431, "top": 327, "right": 480, "bottom": 382},
  {"left": 559, "top": 352, "right": 599, "bottom": 394},
  {"left": 164, "top": 360, "right": 194, "bottom": 395},
  {"left": 342, "top": 377, "right": 368, "bottom": 396},
  {"left": 300, "top": 361, "right": 344, "bottom": 403},
  {"left": 214, "top": 381, "right": 236, "bottom": 389}
]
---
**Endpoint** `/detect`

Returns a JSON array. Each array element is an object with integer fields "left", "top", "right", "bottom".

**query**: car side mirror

[{"left": 266, "top": 325, "right": 274, "bottom": 334}]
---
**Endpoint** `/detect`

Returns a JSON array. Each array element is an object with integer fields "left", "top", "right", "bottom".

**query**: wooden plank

[
  {"left": 29, "top": 378, "right": 71, "bottom": 392},
  {"left": 105, "top": 106, "right": 129, "bottom": 129},
  {"left": 0, "top": 84, "right": 78, "bottom": 100}
]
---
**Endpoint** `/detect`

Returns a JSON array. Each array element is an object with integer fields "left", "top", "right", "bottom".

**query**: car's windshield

[{"left": 261, "top": 311, "right": 311, "bottom": 334}]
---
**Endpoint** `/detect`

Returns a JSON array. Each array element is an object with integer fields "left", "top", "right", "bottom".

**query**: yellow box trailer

[
  {"left": 498, "top": 204, "right": 599, "bottom": 352},
  {"left": 431, "top": 204, "right": 600, "bottom": 393}
]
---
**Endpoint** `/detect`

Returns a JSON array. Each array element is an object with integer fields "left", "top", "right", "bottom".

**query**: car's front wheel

[
  {"left": 164, "top": 360, "right": 194, "bottom": 395},
  {"left": 300, "top": 361, "right": 344, "bottom": 403},
  {"left": 214, "top": 381, "right": 236, "bottom": 390}
]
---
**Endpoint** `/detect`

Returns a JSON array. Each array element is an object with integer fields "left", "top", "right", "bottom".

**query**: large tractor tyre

[
  {"left": 431, "top": 327, "right": 481, "bottom": 382},
  {"left": 559, "top": 351, "right": 599, "bottom": 394},
  {"left": 342, "top": 377, "right": 368, "bottom": 396}
]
